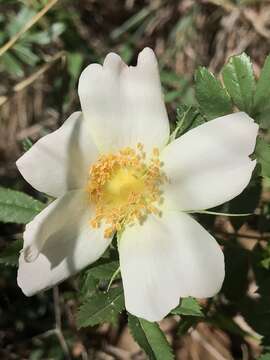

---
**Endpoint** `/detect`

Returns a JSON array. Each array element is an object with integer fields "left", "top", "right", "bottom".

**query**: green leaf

[
  {"left": 67, "top": 52, "right": 83, "bottom": 86},
  {"left": 0, "top": 187, "right": 45, "bottom": 224},
  {"left": 128, "top": 314, "right": 174, "bottom": 360},
  {"left": 0, "top": 239, "right": 23, "bottom": 267},
  {"left": 77, "top": 286, "right": 125, "bottom": 328},
  {"left": 1, "top": 52, "right": 24, "bottom": 77},
  {"left": 50, "top": 22, "right": 66, "bottom": 40},
  {"left": 222, "top": 53, "right": 255, "bottom": 114},
  {"left": 173, "top": 105, "right": 205, "bottom": 138},
  {"left": 261, "top": 258, "right": 270, "bottom": 270},
  {"left": 255, "top": 138, "right": 270, "bottom": 178},
  {"left": 22, "top": 138, "right": 33, "bottom": 151},
  {"left": 171, "top": 297, "right": 203, "bottom": 317},
  {"left": 13, "top": 43, "right": 39, "bottom": 66},
  {"left": 161, "top": 71, "right": 182, "bottom": 87},
  {"left": 89, "top": 260, "right": 120, "bottom": 281},
  {"left": 7, "top": 7, "right": 36, "bottom": 36},
  {"left": 260, "top": 243, "right": 270, "bottom": 270},
  {"left": 259, "top": 354, "right": 270, "bottom": 360},
  {"left": 195, "top": 67, "right": 232, "bottom": 120},
  {"left": 25, "top": 31, "right": 51, "bottom": 45},
  {"left": 253, "top": 55, "right": 270, "bottom": 129},
  {"left": 165, "top": 90, "right": 182, "bottom": 103},
  {"left": 251, "top": 243, "right": 270, "bottom": 296},
  {"left": 79, "top": 270, "right": 99, "bottom": 300},
  {"left": 177, "top": 316, "right": 198, "bottom": 336}
]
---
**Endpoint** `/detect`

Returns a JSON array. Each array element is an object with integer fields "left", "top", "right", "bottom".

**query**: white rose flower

[{"left": 16, "top": 48, "right": 258, "bottom": 322}]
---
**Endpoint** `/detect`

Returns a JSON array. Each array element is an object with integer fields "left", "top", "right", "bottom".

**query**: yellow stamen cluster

[{"left": 87, "top": 143, "right": 167, "bottom": 238}]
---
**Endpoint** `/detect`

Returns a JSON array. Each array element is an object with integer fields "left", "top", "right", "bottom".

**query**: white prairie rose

[{"left": 16, "top": 48, "right": 258, "bottom": 322}]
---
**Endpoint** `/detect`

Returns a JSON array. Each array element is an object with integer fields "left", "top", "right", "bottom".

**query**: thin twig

[
  {"left": 0, "top": 51, "right": 65, "bottom": 107},
  {"left": 215, "top": 230, "right": 270, "bottom": 241},
  {"left": 103, "top": 344, "right": 132, "bottom": 359},
  {"left": 191, "top": 329, "right": 229, "bottom": 360},
  {"left": 0, "top": 0, "right": 59, "bottom": 57},
  {"left": 33, "top": 329, "right": 58, "bottom": 339},
  {"left": 53, "top": 286, "right": 71, "bottom": 360},
  {"left": 204, "top": 0, "right": 237, "bottom": 12}
]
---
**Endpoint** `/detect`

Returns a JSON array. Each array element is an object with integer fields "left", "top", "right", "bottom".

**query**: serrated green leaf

[
  {"left": 195, "top": 67, "right": 232, "bottom": 120},
  {"left": 77, "top": 286, "right": 124, "bottom": 328},
  {"left": 253, "top": 55, "right": 270, "bottom": 129},
  {"left": 89, "top": 260, "right": 120, "bottom": 280},
  {"left": 172, "top": 105, "right": 205, "bottom": 140},
  {"left": 128, "top": 314, "right": 174, "bottom": 360},
  {"left": 0, "top": 187, "right": 45, "bottom": 224},
  {"left": 79, "top": 270, "right": 99, "bottom": 300},
  {"left": 255, "top": 138, "right": 270, "bottom": 178},
  {"left": 0, "top": 239, "right": 23, "bottom": 267},
  {"left": 171, "top": 297, "right": 203, "bottom": 317},
  {"left": 222, "top": 53, "right": 255, "bottom": 114},
  {"left": 128, "top": 315, "right": 156, "bottom": 359}
]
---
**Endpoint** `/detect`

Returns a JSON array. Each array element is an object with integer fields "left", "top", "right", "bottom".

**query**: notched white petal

[
  {"left": 137, "top": 47, "right": 158, "bottom": 67},
  {"left": 78, "top": 47, "right": 170, "bottom": 153},
  {"left": 103, "top": 52, "right": 126, "bottom": 70}
]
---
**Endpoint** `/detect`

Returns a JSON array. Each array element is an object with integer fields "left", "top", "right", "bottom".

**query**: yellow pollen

[
  {"left": 153, "top": 147, "right": 159, "bottom": 157},
  {"left": 86, "top": 143, "right": 167, "bottom": 238}
]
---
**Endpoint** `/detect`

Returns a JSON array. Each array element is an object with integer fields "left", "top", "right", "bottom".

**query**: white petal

[
  {"left": 78, "top": 47, "right": 169, "bottom": 154},
  {"left": 18, "top": 190, "right": 111, "bottom": 296},
  {"left": 161, "top": 112, "right": 258, "bottom": 211},
  {"left": 119, "top": 211, "right": 224, "bottom": 322},
  {"left": 16, "top": 112, "right": 99, "bottom": 198}
]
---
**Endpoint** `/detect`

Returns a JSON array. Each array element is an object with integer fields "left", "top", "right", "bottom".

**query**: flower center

[{"left": 86, "top": 143, "right": 167, "bottom": 238}]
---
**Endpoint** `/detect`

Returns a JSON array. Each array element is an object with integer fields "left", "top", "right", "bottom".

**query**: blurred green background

[{"left": 1, "top": 0, "right": 270, "bottom": 359}]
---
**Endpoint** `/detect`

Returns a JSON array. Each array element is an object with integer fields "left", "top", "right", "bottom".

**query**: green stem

[
  {"left": 169, "top": 114, "right": 186, "bottom": 143},
  {"left": 106, "top": 266, "right": 121, "bottom": 292},
  {"left": 188, "top": 210, "right": 253, "bottom": 217}
]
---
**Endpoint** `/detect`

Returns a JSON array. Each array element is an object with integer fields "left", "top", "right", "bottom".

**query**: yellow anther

[
  {"left": 115, "top": 223, "right": 122, "bottom": 231},
  {"left": 86, "top": 142, "right": 167, "bottom": 237},
  {"left": 153, "top": 148, "right": 159, "bottom": 157},
  {"left": 104, "top": 227, "right": 115, "bottom": 238}
]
